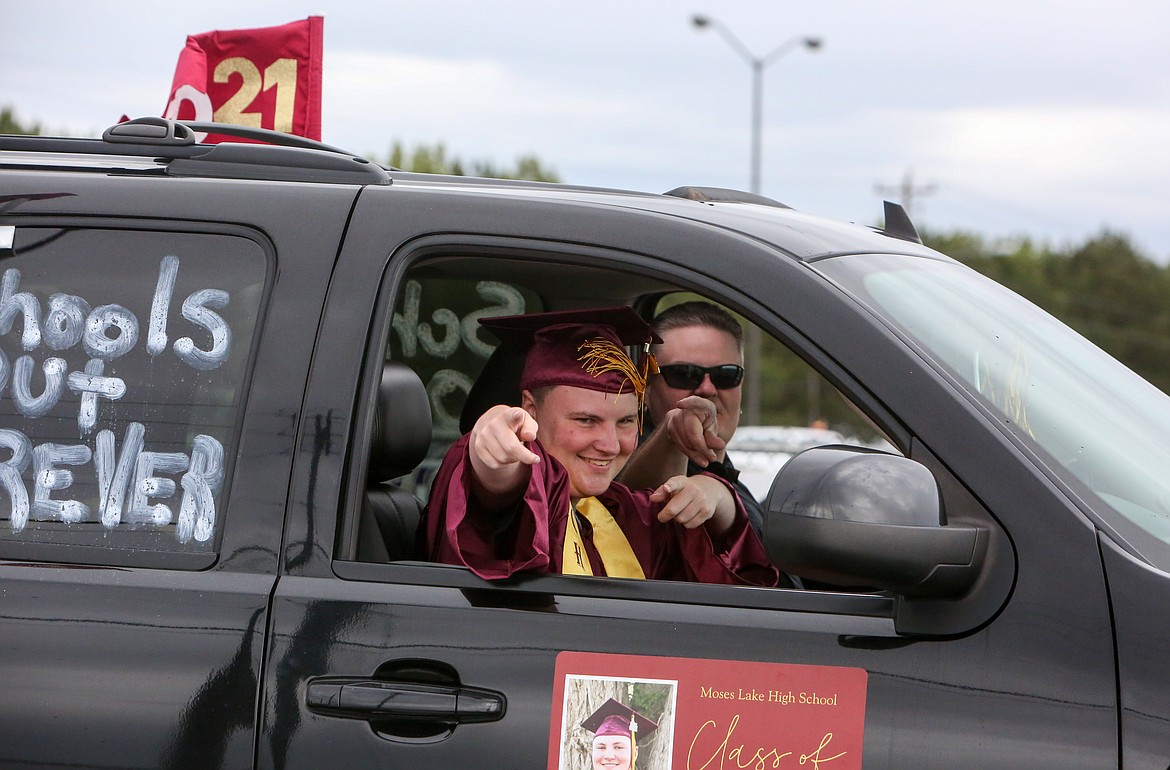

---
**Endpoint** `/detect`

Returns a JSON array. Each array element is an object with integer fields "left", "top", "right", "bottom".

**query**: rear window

[{"left": 0, "top": 225, "right": 264, "bottom": 567}]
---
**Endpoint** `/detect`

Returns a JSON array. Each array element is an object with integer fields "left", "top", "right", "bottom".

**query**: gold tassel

[{"left": 577, "top": 338, "right": 658, "bottom": 432}]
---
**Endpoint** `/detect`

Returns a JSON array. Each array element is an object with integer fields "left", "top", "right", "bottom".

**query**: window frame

[{"left": 332, "top": 234, "right": 919, "bottom": 622}]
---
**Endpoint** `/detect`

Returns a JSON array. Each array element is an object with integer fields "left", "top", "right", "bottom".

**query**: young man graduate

[
  {"left": 421, "top": 306, "right": 778, "bottom": 585},
  {"left": 580, "top": 698, "right": 660, "bottom": 770}
]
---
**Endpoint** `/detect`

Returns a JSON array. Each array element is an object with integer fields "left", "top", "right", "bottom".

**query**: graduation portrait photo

[{"left": 553, "top": 674, "right": 677, "bottom": 770}]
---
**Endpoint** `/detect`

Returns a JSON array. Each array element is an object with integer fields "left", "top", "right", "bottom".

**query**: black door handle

[{"left": 307, "top": 678, "right": 505, "bottom": 723}]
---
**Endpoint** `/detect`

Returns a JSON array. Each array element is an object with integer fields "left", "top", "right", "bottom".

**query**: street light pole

[
  {"left": 692, "top": 14, "right": 821, "bottom": 425},
  {"left": 692, "top": 15, "right": 821, "bottom": 197},
  {"left": 750, "top": 57, "right": 763, "bottom": 195}
]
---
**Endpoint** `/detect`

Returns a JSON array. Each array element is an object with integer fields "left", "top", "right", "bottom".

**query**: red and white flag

[{"left": 163, "top": 16, "right": 324, "bottom": 142}]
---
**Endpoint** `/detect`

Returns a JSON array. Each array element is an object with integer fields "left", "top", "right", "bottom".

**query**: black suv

[{"left": 3, "top": 118, "right": 1170, "bottom": 769}]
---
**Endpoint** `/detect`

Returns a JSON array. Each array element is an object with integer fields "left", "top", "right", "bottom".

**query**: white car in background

[{"left": 728, "top": 425, "right": 894, "bottom": 499}]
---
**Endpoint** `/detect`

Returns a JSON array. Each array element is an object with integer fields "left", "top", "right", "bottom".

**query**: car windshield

[{"left": 818, "top": 252, "right": 1170, "bottom": 558}]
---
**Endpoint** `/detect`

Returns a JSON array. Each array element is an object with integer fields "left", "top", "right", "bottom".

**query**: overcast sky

[{"left": 7, "top": 1, "right": 1170, "bottom": 260}]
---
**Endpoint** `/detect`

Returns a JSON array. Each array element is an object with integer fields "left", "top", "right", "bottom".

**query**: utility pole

[
  {"left": 692, "top": 14, "right": 822, "bottom": 426},
  {"left": 875, "top": 169, "right": 937, "bottom": 221}
]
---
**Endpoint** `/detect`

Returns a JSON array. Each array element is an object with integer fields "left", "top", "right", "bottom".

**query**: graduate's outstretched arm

[{"left": 468, "top": 405, "right": 540, "bottom": 507}]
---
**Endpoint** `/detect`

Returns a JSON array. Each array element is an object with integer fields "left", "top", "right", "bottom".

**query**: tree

[
  {"left": 560, "top": 678, "right": 624, "bottom": 767},
  {"left": 925, "top": 227, "right": 1170, "bottom": 394},
  {"left": 1061, "top": 231, "right": 1170, "bottom": 391},
  {"left": 385, "top": 140, "right": 559, "bottom": 181},
  {"left": 0, "top": 106, "right": 41, "bottom": 135}
]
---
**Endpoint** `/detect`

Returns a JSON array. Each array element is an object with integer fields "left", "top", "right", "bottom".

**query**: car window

[
  {"left": 820, "top": 252, "right": 1170, "bottom": 564},
  {"left": 649, "top": 293, "right": 896, "bottom": 500},
  {"left": 360, "top": 252, "right": 899, "bottom": 588},
  {"left": 386, "top": 280, "right": 894, "bottom": 507},
  {"left": 0, "top": 225, "right": 264, "bottom": 567}
]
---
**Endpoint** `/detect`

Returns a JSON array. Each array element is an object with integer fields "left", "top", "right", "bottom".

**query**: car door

[
  {"left": 0, "top": 173, "right": 356, "bottom": 769},
  {"left": 264, "top": 184, "right": 1117, "bottom": 768}
]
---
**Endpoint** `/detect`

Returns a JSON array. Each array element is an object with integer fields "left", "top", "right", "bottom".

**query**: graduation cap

[
  {"left": 580, "top": 697, "right": 660, "bottom": 742},
  {"left": 479, "top": 307, "right": 661, "bottom": 413}
]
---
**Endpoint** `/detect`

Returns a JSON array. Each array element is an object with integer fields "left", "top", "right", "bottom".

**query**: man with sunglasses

[
  {"left": 422, "top": 306, "right": 778, "bottom": 586},
  {"left": 620, "top": 301, "right": 765, "bottom": 536}
]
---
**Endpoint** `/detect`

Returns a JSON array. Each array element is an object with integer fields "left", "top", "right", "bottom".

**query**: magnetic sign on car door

[{"left": 548, "top": 651, "right": 867, "bottom": 769}]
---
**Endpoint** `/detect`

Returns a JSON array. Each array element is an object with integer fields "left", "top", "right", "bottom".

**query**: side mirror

[{"left": 764, "top": 446, "right": 986, "bottom": 599}]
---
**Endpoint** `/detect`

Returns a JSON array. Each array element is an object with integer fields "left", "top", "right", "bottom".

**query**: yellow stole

[{"left": 561, "top": 497, "right": 645, "bottom": 579}]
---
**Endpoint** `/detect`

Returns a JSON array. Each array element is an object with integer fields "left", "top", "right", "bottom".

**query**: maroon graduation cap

[
  {"left": 479, "top": 307, "right": 661, "bottom": 406},
  {"left": 581, "top": 696, "right": 661, "bottom": 740}
]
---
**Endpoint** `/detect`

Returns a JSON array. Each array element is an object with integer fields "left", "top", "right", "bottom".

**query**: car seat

[
  {"left": 458, "top": 343, "right": 525, "bottom": 434},
  {"left": 359, "top": 361, "right": 433, "bottom": 561}
]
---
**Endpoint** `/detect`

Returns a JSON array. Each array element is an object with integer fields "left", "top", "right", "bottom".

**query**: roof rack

[
  {"left": 1, "top": 117, "right": 391, "bottom": 187},
  {"left": 664, "top": 185, "right": 925, "bottom": 246},
  {"left": 664, "top": 186, "right": 791, "bottom": 208},
  {"left": 107, "top": 117, "right": 359, "bottom": 156}
]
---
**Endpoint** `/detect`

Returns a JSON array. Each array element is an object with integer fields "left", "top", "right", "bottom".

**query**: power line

[{"left": 875, "top": 169, "right": 937, "bottom": 221}]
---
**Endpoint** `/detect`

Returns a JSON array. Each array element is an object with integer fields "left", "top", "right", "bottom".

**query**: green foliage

[
  {"left": 626, "top": 682, "right": 670, "bottom": 729},
  {"left": 385, "top": 140, "right": 559, "bottom": 181},
  {"left": 924, "top": 227, "right": 1170, "bottom": 394},
  {"left": 755, "top": 335, "right": 878, "bottom": 436},
  {"left": 1, "top": 106, "right": 41, "bottom": 135}
]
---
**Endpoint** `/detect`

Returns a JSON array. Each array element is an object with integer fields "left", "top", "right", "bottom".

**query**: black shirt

[{"left": 686, "top": 454, "right": 765, "bottom": 537}]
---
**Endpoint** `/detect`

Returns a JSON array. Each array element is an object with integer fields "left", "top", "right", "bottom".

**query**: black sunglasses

[{"left": 656, "top": 363, "right": 745, "bottom": 390}]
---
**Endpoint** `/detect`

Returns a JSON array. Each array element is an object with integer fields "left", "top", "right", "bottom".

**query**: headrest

[
  {"left": 458, "top": 343, "right": 526, "bottom": 435},
  {"left": 368, "top": 361, "right": 432, "bottom": 483}
]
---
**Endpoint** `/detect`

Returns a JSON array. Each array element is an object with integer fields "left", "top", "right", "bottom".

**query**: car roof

[
  {"left": 381, "top": 172, "right": 942, "bottom": 262},
  {"left": 1, "top": 118, "right": 942, "bottom": 263}
]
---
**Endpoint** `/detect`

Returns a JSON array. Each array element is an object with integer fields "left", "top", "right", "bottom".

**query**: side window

[
  {"left": 0, "top": 225, "right": 264, "bottom": 567},
  {"left": 651, "top": 293, "right": 897, "bottom": 502},
  {"left": 363, "top": 253, "right": 900, "bottom": 593}
]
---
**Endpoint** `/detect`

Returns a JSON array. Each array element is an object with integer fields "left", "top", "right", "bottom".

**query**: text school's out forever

[{"left": 0, "top": 256, "right": 229, "bottom": 542}]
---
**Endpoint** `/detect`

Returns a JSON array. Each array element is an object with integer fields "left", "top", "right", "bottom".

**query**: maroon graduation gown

[{"left": 422, "top": 434, "right": 780, "bottom": 586}]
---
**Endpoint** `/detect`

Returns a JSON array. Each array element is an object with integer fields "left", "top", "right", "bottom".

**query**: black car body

[{"left": 2, "top": 119, "right": 1169, "bottom": 769}]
